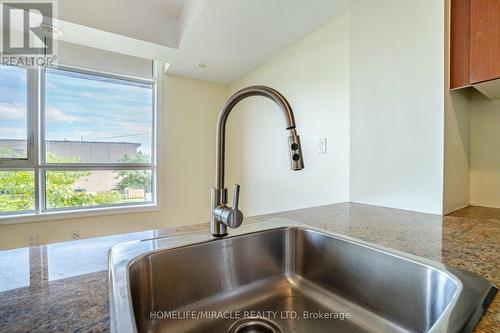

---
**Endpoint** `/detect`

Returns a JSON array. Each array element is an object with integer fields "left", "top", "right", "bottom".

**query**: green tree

[
  {"left": 0, "top": 147, "right": 35, "bottom": 212},
  {"left": 114, "top": 152, "right": 152, "bottom": 202},
  {"left": 0, "top": 149, "right": 121, "bottom": 213},
  {"left": 0, "top": 170, "right": 35, "bottom": 212}
]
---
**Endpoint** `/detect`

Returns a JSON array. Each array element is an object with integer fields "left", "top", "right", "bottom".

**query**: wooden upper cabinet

[
  {"left": 470, "top": 0, "right": 500, "bottom": 83},
  {"left": 451, "top": 0, "right": 500, "bottom": 89}
]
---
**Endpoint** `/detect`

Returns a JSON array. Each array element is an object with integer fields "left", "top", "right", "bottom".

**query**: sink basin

[{"left": 109, "top": 220, "right": 496, "bottom": 333}]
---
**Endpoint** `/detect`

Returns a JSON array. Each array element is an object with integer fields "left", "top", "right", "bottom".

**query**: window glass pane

[
  {"left": 45, "top": 169, "right": 152, "bottom": 209},
  {"left": 0, "top": 65, "right": 28, "bottom": 159},
  {"left": 0, "top": 170, "right": 35, "bottom": 214},
  {"left": 45, "top": 68, "right": 153, "bottom": 163}
]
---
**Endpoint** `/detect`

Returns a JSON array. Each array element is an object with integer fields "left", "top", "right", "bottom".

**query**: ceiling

[{"left": 55, "top": 0, "right": 349, "bottom": 84}]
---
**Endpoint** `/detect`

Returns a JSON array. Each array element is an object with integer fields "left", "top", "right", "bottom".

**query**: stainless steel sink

[{"left": 109, "top": 220, "right": 497, "bottom": 333}]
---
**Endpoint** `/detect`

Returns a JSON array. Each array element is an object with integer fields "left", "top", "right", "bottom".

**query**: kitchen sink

[{"left": 109, "top": 220, "right": 496, "bottom": 333}]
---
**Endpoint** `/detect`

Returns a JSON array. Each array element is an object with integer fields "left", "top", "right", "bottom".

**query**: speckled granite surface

[{"left": 0, "top": 203, "right": 498, "bottom": 333}]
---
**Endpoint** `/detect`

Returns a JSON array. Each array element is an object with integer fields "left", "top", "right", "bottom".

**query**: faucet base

[
  {"left": 211, "top": 223, "right": 228, "bottom": 237},
  {"left": 211, "top": 232, "right": 228, "bottom": 238},
  {"left": 211, "top": 187, "right": 228, "bottom": 237}
]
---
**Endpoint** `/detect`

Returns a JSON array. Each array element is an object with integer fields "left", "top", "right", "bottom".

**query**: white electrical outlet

[
  {"left": 27, "top": 234, "right": 38, "bottom": 247},
  {"left": 318, "top": 138, "right": 327, "bottom": 154},
  {"left": 72, "top": 230, "right": 80, "bottom": 240}
]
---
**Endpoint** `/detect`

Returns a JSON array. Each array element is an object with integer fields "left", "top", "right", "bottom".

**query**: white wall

[
  {"left": 349, "top": 0, "right": 445, "bottom": 214},
  {"left": 443, "top": 0, "right": 471, "bottom": 214},
  {"left": 226, "top": 13, "right": 350, "bottom": 216},
  {"left": 0, "top": 75, "right": 228, "bottom": 250},
  {"left": 444, "top": 89, "right": 471, "bottom": 213},
  {"left": 470, "top": 91, "right": 500, "bottom": 208}
]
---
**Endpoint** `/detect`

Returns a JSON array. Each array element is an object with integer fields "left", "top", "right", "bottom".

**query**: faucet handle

[
  {"left": 232, "top": 184, "right": 240, "bottom": 210},
  {"left": 213, "top": 184, "right": 243, "bottom": 229},
  {"left": 224, "top": 184, "right": 243, "bottom": 228}
]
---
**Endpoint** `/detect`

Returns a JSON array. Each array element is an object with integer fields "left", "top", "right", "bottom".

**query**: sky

[
  {"left": 0, "top": 65, "right": 27, "bottom": 142},
  {"left": 0, "top": 65, "right": 153, "bottom": 157}
]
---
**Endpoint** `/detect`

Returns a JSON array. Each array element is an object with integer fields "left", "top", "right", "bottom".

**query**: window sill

[{"left": 0, "top": 204, "right": 160, "bottom": 225}]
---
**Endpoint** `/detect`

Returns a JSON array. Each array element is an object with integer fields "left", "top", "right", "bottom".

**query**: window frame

[{"left": 0, "top": 62, "right": 161, "bottom": 224}]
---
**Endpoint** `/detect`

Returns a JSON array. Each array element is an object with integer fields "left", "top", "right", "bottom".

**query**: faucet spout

[
  {"left": 211, "top": 85, "right": 304, "bottom": 237},
  {"left": 215, "top": 85, "right": 303, "bottom": 189}
]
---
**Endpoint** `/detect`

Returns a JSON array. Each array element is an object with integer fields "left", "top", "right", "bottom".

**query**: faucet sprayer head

[{"left": 288, "top": 129, "right": 304, "bottom": 171}]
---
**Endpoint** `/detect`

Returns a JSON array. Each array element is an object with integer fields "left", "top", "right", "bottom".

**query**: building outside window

[{"left": 0, "top": 62, "right": 159, "bottom": 221}]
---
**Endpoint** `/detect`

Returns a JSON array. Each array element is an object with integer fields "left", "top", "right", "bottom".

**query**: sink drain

[{"left": 228, "top": 318, "right": 283, "bottom": 333}]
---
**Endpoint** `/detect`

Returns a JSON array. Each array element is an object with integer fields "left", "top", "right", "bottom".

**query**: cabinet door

[
  {"left": 470, "top": 0, "right": 500, "bottom": 84},
  {"left": 451, "top": 0, "right": 471, "bottom": 89}
]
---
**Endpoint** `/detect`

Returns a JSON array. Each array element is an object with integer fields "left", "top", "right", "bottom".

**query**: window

[{"left": 0, "top": 64, "right": 158, "bottom": 220}]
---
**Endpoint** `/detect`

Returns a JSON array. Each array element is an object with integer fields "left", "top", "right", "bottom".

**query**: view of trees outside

[
  {"left": 114, "top": 152, "right": 153, "bottom": 199},
  {"left": 0, "top": 171, "right": 34, "bottom": 212},
  {"left": 0, "top": 148, "right": 152, "bottom": 214}
]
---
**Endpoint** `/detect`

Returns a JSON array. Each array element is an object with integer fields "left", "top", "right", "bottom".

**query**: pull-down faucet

[{"left": 211, "top": 86, "right": 304, "bottom": 237}]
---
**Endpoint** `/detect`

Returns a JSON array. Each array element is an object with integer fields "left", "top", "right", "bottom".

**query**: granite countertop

[{"left": 0, "top": 203, "right": 498, "bottom": 333}]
